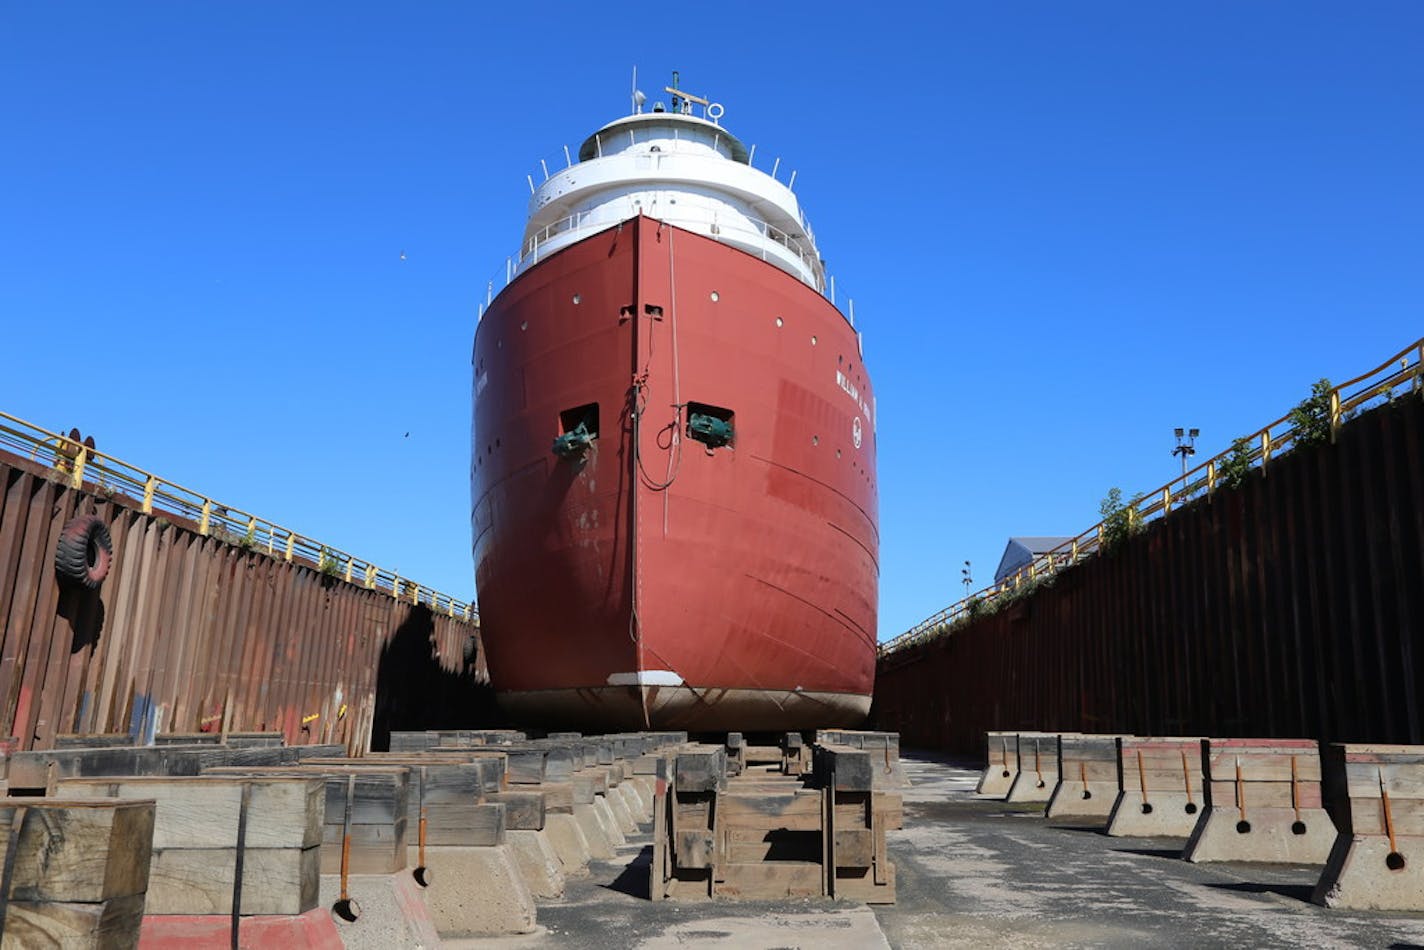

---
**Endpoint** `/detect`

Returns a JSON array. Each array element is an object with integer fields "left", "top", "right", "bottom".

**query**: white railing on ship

[{"left": 519, "top": 129, "right": 819, "bottom": 249}]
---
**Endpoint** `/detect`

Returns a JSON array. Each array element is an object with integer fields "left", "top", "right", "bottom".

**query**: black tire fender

[{"left": 55, "top": 515, "right": 113, "bottom": 588}]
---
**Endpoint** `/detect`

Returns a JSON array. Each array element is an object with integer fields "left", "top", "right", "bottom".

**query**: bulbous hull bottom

[{"left": 498, "top": 686, "right": 872, "bottom": 733}]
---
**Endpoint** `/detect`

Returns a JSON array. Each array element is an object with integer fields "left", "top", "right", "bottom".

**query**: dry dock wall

[
  {"left": 874, "top": 397, "right": 1424, "bottom": 755},
  {"left": 0, "top": 453, "right": 491, "bottom": 752}
]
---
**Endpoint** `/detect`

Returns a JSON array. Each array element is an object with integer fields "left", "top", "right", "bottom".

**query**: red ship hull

[{"left": 472, "top": 216, "right": 877, "bottom": 731}]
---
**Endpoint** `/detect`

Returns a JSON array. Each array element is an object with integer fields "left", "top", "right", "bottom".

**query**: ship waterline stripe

[{"left": 606, "top": 670, "right": 685, "bottom": 687}]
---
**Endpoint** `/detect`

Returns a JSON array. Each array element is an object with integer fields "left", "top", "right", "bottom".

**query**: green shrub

[
  {"left": 1219, "top": 437, "right": 1253, "bottom": 489},
  {"left": 1289, "top": 378, "right": 1334, "bottom": 447},
  {"left": 1099, "top": 487, "right": 1142, "bottom": 551}
]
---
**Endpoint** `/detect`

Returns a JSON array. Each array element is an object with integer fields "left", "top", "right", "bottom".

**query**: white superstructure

[{"left": 521, "top": 102, "right": 825, "bottom": 291}]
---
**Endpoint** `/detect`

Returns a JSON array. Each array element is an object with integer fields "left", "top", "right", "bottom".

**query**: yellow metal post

[
  {"left": 1207, "top": 460, "right": 1217, "bottom": 494},
  {"left": 142, "top": 475, "right": 157, "bottom": 514},
  {"left": 344, "top": 558, "right": 354, "bottom": 583},
  {"left": 1162, "top": 486, "right": 1172, "bottom": 514},
  {"left": 1070, "top": 538, "right": 1079, "bottom": 563},
  {"left": 199, "top": 499, "right": 212, "bottom": 536},
  {"left": 284, "top": 532, "right": 295, "bottom": 561},
  {"left": 70, "top": 448, "right": 87, "bottom": 489},
  {"left": 1260, "top": 432, "right": 1271, "bottom": 473},
  {"left": 364, "top": 565, "right": 376, "bottom": 589},
  {"left": 1329, "top": 390, "right": 1341, "bottom": 442}
]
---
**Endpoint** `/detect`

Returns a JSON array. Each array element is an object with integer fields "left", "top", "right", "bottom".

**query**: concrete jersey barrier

[
  {"left": 1047, "top": 734, "right": 1129, "bottom": 822},
  {"left": 1105, "top": 737, "right": 1207, "bottom": 837},
  {"left": 1183, "top": 738, "right": 1335, "bottom": 863},
  {"left": 1312, "top": 743, "right": 1424, "bottom": 910}
]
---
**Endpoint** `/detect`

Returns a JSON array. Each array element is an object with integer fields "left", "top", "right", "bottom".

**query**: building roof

[{"left": 993, "top": 536, "right": 1074, "bottom": 584}]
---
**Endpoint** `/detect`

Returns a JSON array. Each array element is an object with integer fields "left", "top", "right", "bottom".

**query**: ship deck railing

[
  {"left": 0, "top": 409, "right": 477, "bottom": 621},
  {"left": 879, "top": 336, "right": 1424, "bottom": 658}
]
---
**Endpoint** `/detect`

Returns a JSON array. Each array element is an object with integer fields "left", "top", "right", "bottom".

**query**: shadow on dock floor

[{"left": 451, "top": 750, "right": 1424, "bottom": 949}]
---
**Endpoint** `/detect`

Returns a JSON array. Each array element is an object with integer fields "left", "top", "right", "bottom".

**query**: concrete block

[
  {"left": 419, "top": 845, "right": 536, "bottom": 937},
  {"left": 1182, "top": 738, "right": 1335, "bottom": 864},
  {"left": 138, "top": 907, "right": 343, "bottom": 949},
  {"left": 1312, "top": 743, "right": 1424, "bottom": 910},
  {"left": 316, "top": 872, "right": 440, "bottom": 949},
  {"left": 606, "top": 785, "right": 639, "bottom": 834},
  {"left": 593, "top": 796, "right": 626, "bottom": 847},
  {"left": 1005, "top": 733, "right": 1062, "bottom": 803},
  {"left": 1314, "top": 833, "right": 1423, "bottom": 910},
  {"left": 618, "top": 782, "right": 649, "bottom": 823},
  {"left": 507, "top": 828, "right": 565, "bottom": 899},
  {"left": 976, "top": 732, "right": 1018, "bottom": 798},
  {"left": 1048, "top": 734, "right": 1129, "bottom": 823},
  {"left": 543, "top": 812, "right": 591, "bottom": 876},
  {"left": 572, "top": 803, "right": 615, "bottom": 859},
  {"left": 1105, "top": 737, "right": 1207, "bottom": 838},
  {"left": 1106, "top": 791, "right": 1203, "bottom": 838},
  {"left": 1184, "top": 805, "right": 1335, "bottom": 863}
]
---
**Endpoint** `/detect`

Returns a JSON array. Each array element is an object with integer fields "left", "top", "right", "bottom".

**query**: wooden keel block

[
  {"left": 1105, "top": 737, "right": 1208, "bottom": 838},
  {"left": 814, "top": 745, "right": 874, "bottom": 792},
  {"left": 1047, "top": 734, "right": 1131, "bottom": 823},
  {"left": 144, "top": 844, "right": 320, "bottom": 915},
  {"left": 488, "top": 790, "right": 546, "bottom": 831},
  {"left": 1183, "top": 738, "right": 1335, "bottom": 864},
  {"left": 199, "top": 766, "right": 410, "bottom": 875},
  {"left": 1312, "top": 743, "right": 1424, "bottom": 910},
  {"left": 4, "top": 894, "right": 146, "bottom": 949},
  {"left": 0, "top": 798, "right": 155, "bottom": 903},
  {"left": 815, "top": 730, "right": 906, "bottom": 788},
  {"left": 53, "top": 776, "right": 324, "bottom": 850},
  {"left": 674, "top": 749, "right": 726, "bottom": 793},
  {"left": 976, "top": 731, "right": 1019, "bottom": 798}
]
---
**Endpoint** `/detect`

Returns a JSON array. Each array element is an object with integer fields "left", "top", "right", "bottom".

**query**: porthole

[
  {"left": 835, "top": 449, "right": 842, "bottom": 459},
  {"left": 775, "top": 317, "right": 784, "bottom": 328},
  {"left": 811, "top": 335, "right": 817, "bottom": 346},
  {"left": 811, "top": 435, "right": 819, "bottom": 446},
  {"left": 520, "top": 321, "right": 528, "bottom": 331},
  {"left": 572, "top": 293, "right": 581, "bottom": 305},
  {"left": 710, "top": 291, "right": 720, "bottom": 302}
]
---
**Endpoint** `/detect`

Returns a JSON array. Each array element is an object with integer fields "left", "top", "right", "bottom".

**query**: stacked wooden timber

[
  {"left": 201, "top": 765, "right": 410, "bottom": 874},
  {"left": 302, "top": 756, "right": 506, "bottom": 849},
  {"left": 54, "top": 775, "right": 324, "bottom": 916},
  {"left": 3, "top": 743, "right": 311, "bottom": 791},
  {"left": 0, "top": 797, "right": 155, "bottom": 948},
  {"left": 815, "top": 730, "right": 908, "bottom": 789},
  {"left": 651, "top": 739, "right": 900, "bottom": 903}
]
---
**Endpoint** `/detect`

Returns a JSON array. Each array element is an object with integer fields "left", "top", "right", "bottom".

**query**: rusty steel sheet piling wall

[
  {"left": 874, "top": 398, "right": 1424, "bottom": 756},
  {"left": 0, "top": 453, "right": 489, "bottom": 753}
]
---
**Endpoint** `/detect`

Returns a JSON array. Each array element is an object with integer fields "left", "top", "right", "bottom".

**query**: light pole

[
  {"left": 961, "top": 560, "right": 972, "bottom": 597},
  {"left": 1173, "top": 427, "right": 1199, "bottom": 477}
]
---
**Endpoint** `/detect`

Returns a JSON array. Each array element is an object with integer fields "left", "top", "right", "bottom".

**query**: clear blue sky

[{"left": 3, "top": 3, "right": 1420, "bottom": 639}]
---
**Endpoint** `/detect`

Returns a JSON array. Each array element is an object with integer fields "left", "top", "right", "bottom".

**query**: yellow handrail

[
  {"left": 0, "top": 410, "right": 479, "bottom": 622},
  {"left": 881, "top": 335, "right": 1424, "bottom": 657}
]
